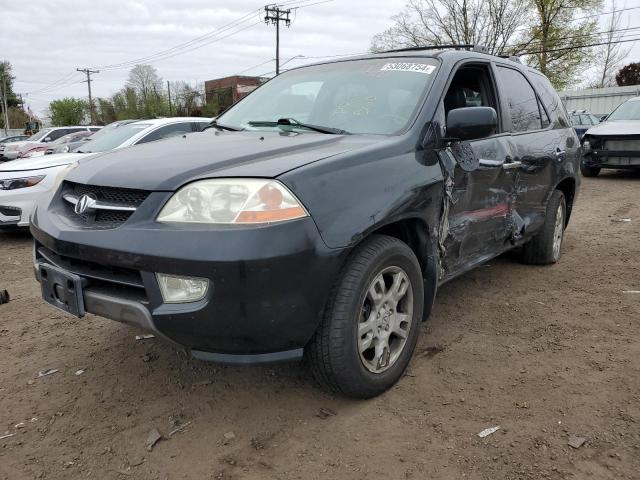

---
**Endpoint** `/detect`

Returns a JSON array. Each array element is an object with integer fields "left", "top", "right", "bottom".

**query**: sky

[{"left": 2, "top": 0, "right": 640, "bottom": 120}]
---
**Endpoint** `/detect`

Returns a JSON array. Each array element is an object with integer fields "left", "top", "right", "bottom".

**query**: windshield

[
  {"left": 607, "top": 99, "right": 640, "bottom": 121},
  {"left": 27, "top": 129, "right": 52, "bottom": 141},
  {"left": 218, "top": 58, "right": 439, "bottom": 135},
  {"left": 76, "top": 123, "right": 151, "bottom": 153}
]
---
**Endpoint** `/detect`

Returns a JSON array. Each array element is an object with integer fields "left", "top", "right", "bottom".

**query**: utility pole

[
  {"left": 167, "top": 80, "right": 173, "bottom": 116},
  {"left": 77, "top": 68, "right": 99, "bottom": 124},
  {"left": 264, "top": 4, "right": 291, "bottom": 75},
  {"left": 1, "top": 73, "right": 9, "bottom": 136}
]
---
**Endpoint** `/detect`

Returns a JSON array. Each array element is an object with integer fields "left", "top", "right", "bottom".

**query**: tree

[
  {"left": 49, "top": 97, "right": 88, "bottom": 126},
  {"left": 371, "top": 0, "right": 529, "bottom": 55},
  {"left": 616, "top": 62, "right": 640, "bottom": 86},
  {"left": 126, "top": 65, "right": 168, "bottom": 117},
  {"left": 0, "top": 61, "right": 19, "bottom": 108},
  {"left": 170, "top": 81, "right": 204, "bottom": 116},
  {"left": 588, "top": 0, "right": 630, "bottom": 88},
  {"left": 520, "top": 0, "right": 603, "bottom": 90}
]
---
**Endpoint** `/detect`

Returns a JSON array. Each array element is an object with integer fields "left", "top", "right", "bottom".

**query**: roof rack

[
  {"left": 382, "top": 44, "right": 475, "bottom": 54},
  {"left": 381, "top": 44, "right": 523, "bottom": 63}
]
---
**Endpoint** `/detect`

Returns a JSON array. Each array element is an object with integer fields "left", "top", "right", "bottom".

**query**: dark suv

[{"left": 31, "top": 46, "right": 580, "bottom": 398}]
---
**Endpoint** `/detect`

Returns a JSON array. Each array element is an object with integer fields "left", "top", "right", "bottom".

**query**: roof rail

[{"left": 381, "top": 44, "right": 475, "bottom": 54}]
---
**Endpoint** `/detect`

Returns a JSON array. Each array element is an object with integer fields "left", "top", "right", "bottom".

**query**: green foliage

[
  {"left": 49, "top": 97, "right": 89, "bottom": 126},
  {"left": 0, "top": 61, "right": 20, "bottom": 108},
  {"left": 615, "top": 63, "right": 640, "bottom": 86},
  {"left": 521, "top": 0, "right": 603, "bottom": 90}
]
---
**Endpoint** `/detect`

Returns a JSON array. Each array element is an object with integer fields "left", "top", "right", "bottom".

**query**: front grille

[
  {"left": 59, "top": 181, "right": 151, "bottom": 228},
  {"left": 604, "top": 139, "right": 640, "bottom": 151},
  {"left": 69, "top": 182, "right": 149, "bottom": 207}
]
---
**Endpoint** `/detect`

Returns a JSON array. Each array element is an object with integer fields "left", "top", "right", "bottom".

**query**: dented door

[{"left": 438, "top": 135, "right": 521, "bottom": 278}]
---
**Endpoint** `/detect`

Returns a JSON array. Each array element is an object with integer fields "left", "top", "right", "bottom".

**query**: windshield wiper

[
  {"left": 203, "top": 120, "right": 243, "bottom": 132},
  {"left": 247, "top": 118, "right": 350, "bottom": 135}
]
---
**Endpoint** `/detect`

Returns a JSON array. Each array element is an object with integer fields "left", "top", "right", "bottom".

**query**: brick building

[{"left": 204, "top": 76, "right": 264, "bottom": 115}]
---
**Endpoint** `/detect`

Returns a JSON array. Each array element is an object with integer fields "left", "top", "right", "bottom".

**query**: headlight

[
  {"left": 0, "top": 176, "right": 45, "bottom": 190},
  {"left": 157, "top": 179, "right": 308, "bottom": 224},
  {"left": 61, "top": 145, "right": 70, "bottom": 153}
]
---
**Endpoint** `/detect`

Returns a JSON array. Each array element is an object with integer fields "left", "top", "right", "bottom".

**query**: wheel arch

[
  {"left": 358, "top": 217, "right": 439, "bottom": 321},
  {"left": 555, "top": 176, "right": 576, "bottom": 226}
]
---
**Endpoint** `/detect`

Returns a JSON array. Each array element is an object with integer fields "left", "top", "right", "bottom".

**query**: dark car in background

[
  {"left": 31, "top": 47, "right": 580, "bottom": 398},
  {"left": 569, "top": 110, "right": 600, "bottom": 138},
  {"left": 581, "top": 97, "right": 640, "bottom": 177}
]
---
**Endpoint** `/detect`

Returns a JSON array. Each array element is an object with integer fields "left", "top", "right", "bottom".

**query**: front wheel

[
  {"left": 306, "top": 235, "right": 424, "bottom": 398},
  {"left": 521, "top": 190, "right": 566, "bottom": 265}
]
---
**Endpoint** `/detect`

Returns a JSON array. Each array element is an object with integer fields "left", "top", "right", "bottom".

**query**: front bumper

[{"left": 31, "top": 204, "right": 348, "bottom": 361}]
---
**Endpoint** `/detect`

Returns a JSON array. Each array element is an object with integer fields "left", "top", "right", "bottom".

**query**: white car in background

[{"left": 0, "top": 117, "right": 211, "bottom": 228}]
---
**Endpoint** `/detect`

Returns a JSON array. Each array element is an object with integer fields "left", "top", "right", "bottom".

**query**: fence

[{"left": 559, "top": 85, "right": 640, "bottom": 116}]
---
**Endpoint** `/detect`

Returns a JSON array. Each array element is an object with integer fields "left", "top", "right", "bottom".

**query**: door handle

[
  {"left": 555, "top": 148, "right": 566, "bottom": 161},
  {"left": 502, "top": 161, "right": 522, "bottom": 170},
  {"left": 478, "top": 158, "right": 504, "bottom": 167}
]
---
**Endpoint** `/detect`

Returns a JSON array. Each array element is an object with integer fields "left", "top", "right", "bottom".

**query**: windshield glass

[
  {"left": 27, "top": 129, "right": 52, "bottom": 141},
  {"left": 77, "top": 123, "right": 151, "bottom": 152},
  {"left": 218, "top": 58, "right": 439, "bottom": 135},
  {"left": 607, "top": 99, "right": 640, "bottom": 121}
]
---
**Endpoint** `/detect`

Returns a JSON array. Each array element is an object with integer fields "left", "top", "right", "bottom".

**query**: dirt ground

[{"left": 0, "top": 172, "right": 639, "bottom": 480}]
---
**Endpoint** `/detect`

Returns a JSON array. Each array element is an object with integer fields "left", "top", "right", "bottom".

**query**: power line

[
  {"left": 505, "top": 24, "right": 640, "bottom": 51},
  {"left": 521, "top": 35, "right": 640, "bottom": 56}
]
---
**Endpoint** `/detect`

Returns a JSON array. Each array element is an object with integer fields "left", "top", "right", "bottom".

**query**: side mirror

[{"left": 446, "top": 107, "right": 497, "bottom": 141}]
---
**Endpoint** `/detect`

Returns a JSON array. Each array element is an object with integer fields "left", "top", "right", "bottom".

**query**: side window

[
  {"left": 195, "top": 122, "right": 210, "bottom": 132},
  {"left": 136, "top": 123, "right": 193, "bottom": 144},
  {"left": 496, "top": 67, "right": 542, "bottom": 132},
  {"left": 47, "top": 129, "right": 68, "bottom": 141},
  {"left": 444, "top": 65, "right": 498, "bottom": 115}
]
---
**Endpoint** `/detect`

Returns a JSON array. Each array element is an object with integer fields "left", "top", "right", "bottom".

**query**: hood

[
  {"left": 0, "top": 152, "right": 90, "bottom": 172},
  {"left": 66, "top": 130, "right": 387, "bottom": 191},
  {"left": 585, "top": 120, "right": 640, "bottom": 136}
]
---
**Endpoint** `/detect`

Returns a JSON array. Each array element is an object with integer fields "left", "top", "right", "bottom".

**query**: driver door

[{"left": 438, "top": 63, "right": 520, "bottom": 277}]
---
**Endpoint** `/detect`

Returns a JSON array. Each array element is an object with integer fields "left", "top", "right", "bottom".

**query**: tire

[
  {"left": 306, "top": 234, "right": 424, "bottom": 398},
  {"left": 580, "top": 161, "right": 600, "bottom": 177},
  {"left": 521, "top": 190, "right": 566, "bottom": 265}
]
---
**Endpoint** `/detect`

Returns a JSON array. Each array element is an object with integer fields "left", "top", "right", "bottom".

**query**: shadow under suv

[{"left": 31, "top": 46, "right": 580, "bottom": 398}]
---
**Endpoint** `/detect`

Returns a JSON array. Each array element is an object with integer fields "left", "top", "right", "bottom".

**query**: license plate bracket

[{"left": 39, "top": 263, "right": 86, "bottom": 317}]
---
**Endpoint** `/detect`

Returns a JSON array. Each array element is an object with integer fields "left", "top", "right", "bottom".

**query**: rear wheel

[
  {"left": 580, "top": 161, "right": 600, "bottom": 177},
  {"left": 521, "top": 190, "right": 566, "bottom": 265},
  {"left": 306, "top": 235, "right": 424, "bottom": 398}
]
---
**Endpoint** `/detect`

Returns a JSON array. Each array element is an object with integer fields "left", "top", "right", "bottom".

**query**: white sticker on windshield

[{"left": 381, "top": 63, "right": 435, "bottom": 74}]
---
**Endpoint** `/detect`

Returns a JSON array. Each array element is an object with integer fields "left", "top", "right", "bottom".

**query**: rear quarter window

[{"left": 529, "top": 72, "right": 570, "bottom": 128}]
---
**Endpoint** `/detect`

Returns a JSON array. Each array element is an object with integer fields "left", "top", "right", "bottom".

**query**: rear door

[{"left": 495, "top": 66, "right": 577, "bottom": 235}]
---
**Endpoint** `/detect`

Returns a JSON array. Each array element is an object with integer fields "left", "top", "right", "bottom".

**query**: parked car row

[
  {"left": 0, "top": 117, "right": 210, "bottom": 228},
  {"left": 0, "top": 126, "right": 101, "bottom": 161}
]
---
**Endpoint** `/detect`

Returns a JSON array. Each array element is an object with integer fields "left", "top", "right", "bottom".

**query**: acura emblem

[{"left": 74, "top": 194, "right": 97, "bottom": 215}]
